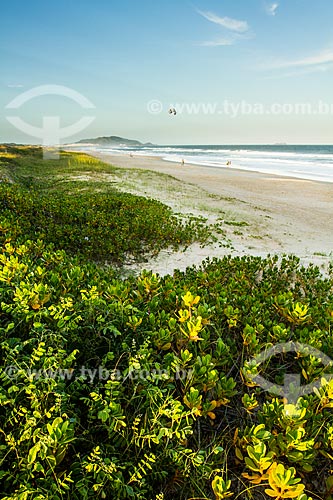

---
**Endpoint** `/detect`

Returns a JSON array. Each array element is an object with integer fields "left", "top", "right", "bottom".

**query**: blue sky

[{"left": 1, "top": 0, "right": 333, "bottom": 144}]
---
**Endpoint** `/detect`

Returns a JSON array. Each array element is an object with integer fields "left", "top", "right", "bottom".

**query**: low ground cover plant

[{"left": 1, "top": 147, "right": 333, "bottom": 499}]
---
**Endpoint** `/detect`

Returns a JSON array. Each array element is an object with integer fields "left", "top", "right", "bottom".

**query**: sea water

[{"left": 85, "top": 144, "right": 333, "bottom": 183}]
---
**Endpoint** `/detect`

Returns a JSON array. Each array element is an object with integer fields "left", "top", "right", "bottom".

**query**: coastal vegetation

[
  {"left": 0, "top": 147, "right": 215, "bottom": 265},
  {"left": 1, "top": 146, "right": 333, "bottom": 499}
]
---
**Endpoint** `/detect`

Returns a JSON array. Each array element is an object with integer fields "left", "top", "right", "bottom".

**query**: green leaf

[
  {"left": 28, "top": 442, "right": 41, "bottom": 464},
  {"left": 98, "top": 409, "right": 110, "bottom": 422}
]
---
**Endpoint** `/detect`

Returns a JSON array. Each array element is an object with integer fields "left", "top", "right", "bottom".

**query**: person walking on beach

[{"left": 181, "top": 158, "right": 185, "bottom": 166}]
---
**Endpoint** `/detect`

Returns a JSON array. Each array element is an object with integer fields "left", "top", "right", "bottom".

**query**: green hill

[{"left": 76, "top": 135, "right": 155, "bottom": 146}]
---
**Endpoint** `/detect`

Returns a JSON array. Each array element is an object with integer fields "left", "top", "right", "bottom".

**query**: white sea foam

[{"left": 86, "top": 144, "right": 333, "bottom": 183}]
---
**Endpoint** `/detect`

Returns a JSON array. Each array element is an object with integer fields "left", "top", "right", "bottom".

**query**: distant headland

[{"left": 75, "top": 136, "right": 155, "bottom": 147}]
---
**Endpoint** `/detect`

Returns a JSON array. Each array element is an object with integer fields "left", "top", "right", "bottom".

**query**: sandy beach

[{"left": 76, "top": 150, "right": 333, "bottom": 275}]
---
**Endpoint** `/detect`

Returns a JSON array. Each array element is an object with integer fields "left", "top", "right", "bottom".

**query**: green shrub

[
  {"left": 0, "top": 239, "right": 333, "bottom": 498},
  {"left": 1, "top": 146, "right": 333, "bottom": 499}
]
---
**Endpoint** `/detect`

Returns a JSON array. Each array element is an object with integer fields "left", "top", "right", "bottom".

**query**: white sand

[{"left": 70, "top": 150, "right": 333, "bottom": 275}]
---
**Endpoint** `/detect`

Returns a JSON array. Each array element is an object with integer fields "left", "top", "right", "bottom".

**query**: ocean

[{"left": 81, "top": 144, "right": 333, "bottom": 183}]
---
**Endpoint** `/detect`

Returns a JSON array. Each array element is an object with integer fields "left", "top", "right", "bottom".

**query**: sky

[{"left": 1, "top": 0, "right": 333, "bottom": 145}]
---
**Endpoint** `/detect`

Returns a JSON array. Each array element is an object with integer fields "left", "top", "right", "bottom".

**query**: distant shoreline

[
  {"left": 66, "top": 146, "right": 331, "bottom": 185},
  {"left": 65, "top": 143, "right": 333, "bottom": 183}
]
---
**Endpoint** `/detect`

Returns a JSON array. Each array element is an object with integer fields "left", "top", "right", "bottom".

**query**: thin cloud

[
  {"left": 198, "top": 38, "right": 234, "bottom": 47},
  {"left": 269, "top": 50, "right": 333, "bottom": 69},
  {"left": 265, "top": 2, "right": 279, "bottom": 16},
  {"left": 197, "top": 10, "right": 249, "bottom": 33},
  {"left": 7, "top": 84, "right": 24, "bottom": 88},
  {"left": 197, "top": 9, "right": 252, "bottom": 47}
]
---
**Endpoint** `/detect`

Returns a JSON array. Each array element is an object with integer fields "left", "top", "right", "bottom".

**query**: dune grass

[{"left": 0, "top": 147, "right": 215, "bottom": 265}]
